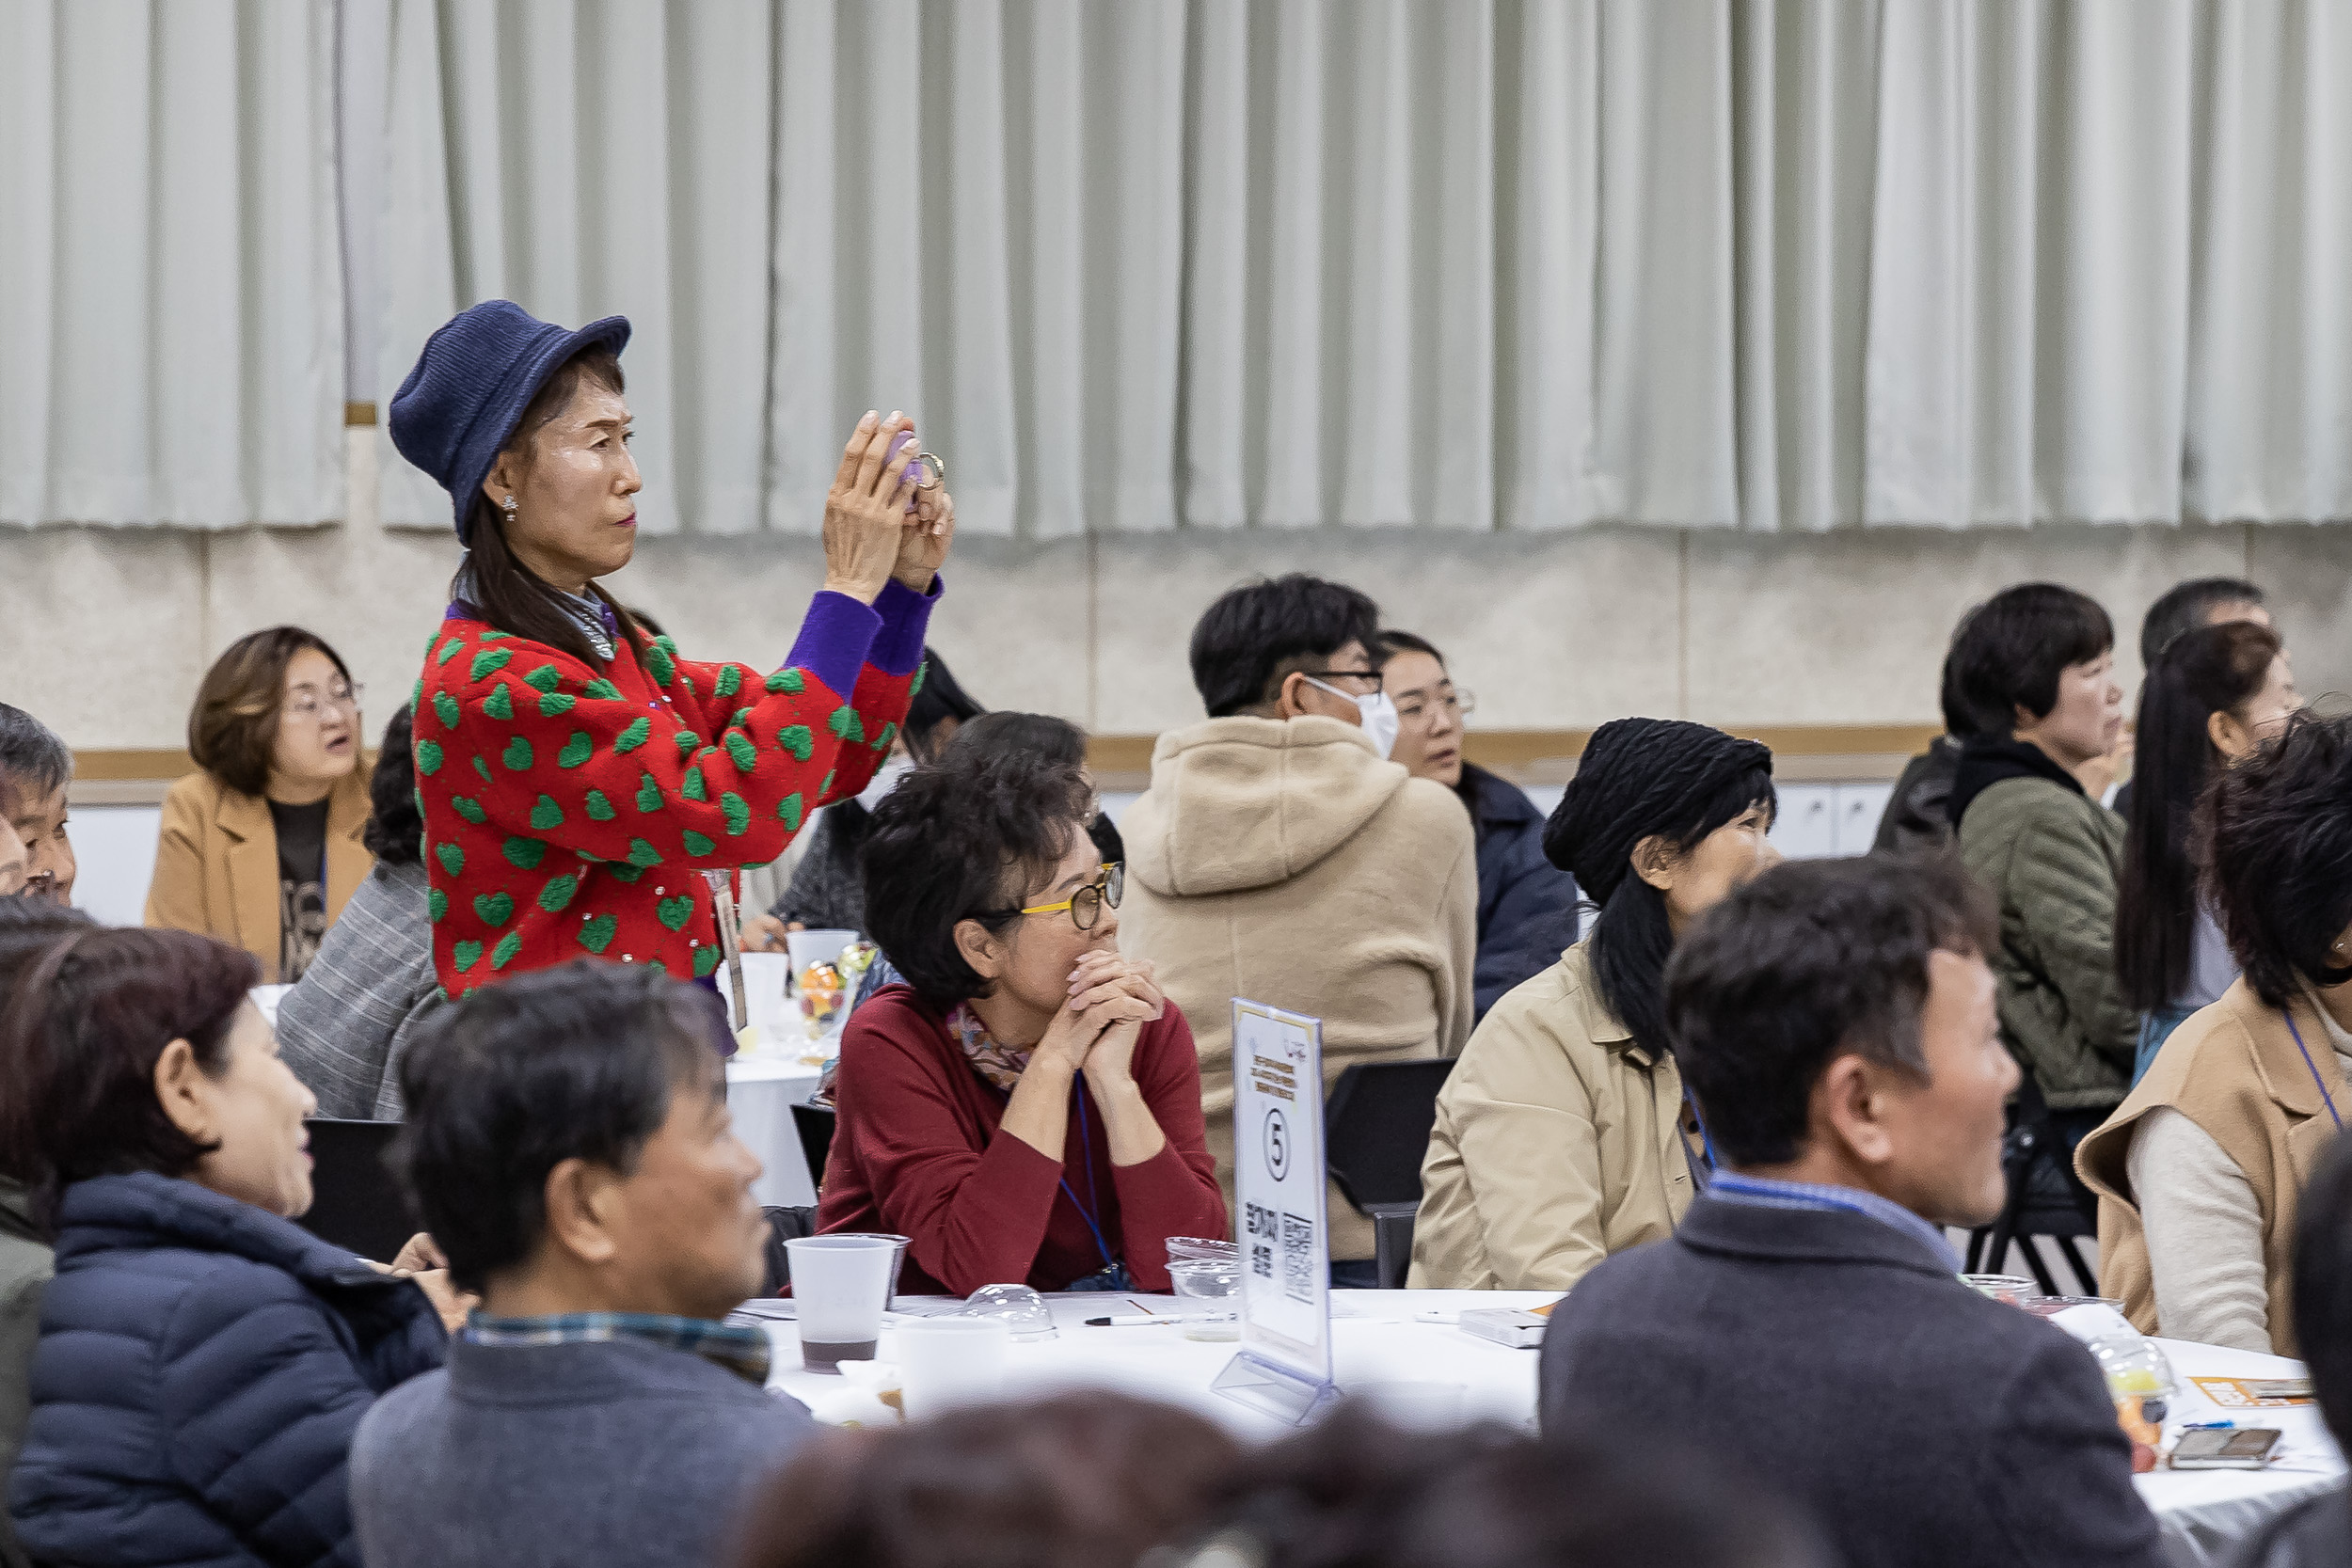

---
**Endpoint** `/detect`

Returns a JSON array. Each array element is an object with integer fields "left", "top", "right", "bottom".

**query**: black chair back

[
  {"left": 1963, "top": 1081, "right": 2101, "bottom": 1294},
  {"left": 296, "top": 1117, "right": 417, "bottom": 1263},
  {"left": 759, "top": 1205, "right": 820, "bottom": 1294},
  {"left": 1325, "top": 1059, "right": 1454, "bottom": 1212},
  {"left": 792, "top": 1103, "right": 836, "bottom": 1192}
]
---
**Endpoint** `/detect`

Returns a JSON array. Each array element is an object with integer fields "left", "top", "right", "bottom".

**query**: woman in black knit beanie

[{"left": 1411, "top": 719, "right": 1777, "bottom": 1291}]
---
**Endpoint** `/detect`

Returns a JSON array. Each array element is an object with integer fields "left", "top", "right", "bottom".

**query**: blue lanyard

[
  {"left": 1057, "top": 1083, "right": 1122, "bottom": 1277},
  {"left": 2282, "top": 1009, "right": 2344, "bottom": 1133},
  {"left": 1686, "top": 1092, "right": 1718, "bottom": 1170}
]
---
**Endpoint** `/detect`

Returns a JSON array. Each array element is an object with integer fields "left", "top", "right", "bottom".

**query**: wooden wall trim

[
  {"left": 71, "top": 724, "right": 1941, "bottom": 804},
  {"left": 1084, "top": 724, "right": 1938, "bottom": 784}
]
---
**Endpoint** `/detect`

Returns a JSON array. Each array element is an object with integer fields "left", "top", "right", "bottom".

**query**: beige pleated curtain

[
  {"left": 10, "top": 0, "right": 2344, "bottom": 534},
  {"left": 0, "top": 0, "right": 344, "bottom": 530}
]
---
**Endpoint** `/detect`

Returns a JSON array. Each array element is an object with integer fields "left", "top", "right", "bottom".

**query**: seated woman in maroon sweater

[{"left": 817, "top": 734, "right": 1227, "bottom": 1294}]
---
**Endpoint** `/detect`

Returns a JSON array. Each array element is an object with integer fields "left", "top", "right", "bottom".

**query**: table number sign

[{"left": 1211, "top": 1000, "right": 1340, "bottom": 1425}]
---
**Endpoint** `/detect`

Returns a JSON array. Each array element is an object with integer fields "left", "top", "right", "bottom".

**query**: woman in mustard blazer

[{"left": 147, "top": 628, "right": 374, "bottom": 984}]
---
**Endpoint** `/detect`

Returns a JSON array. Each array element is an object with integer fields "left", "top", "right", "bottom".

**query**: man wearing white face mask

[{"left": 1119, "top": 575, "right": 1476, "bottom": 1286}]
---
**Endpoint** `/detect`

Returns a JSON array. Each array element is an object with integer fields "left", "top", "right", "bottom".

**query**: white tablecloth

[
  {"left": 2137, "top": 1338, "right": 2344, "bottom": 1565},
  {"left": 760, "top": 1292, "right": 2344, "bottom": 1564},
  {"left": 725, "top": 1048, "right": 826, "bottom": 1210}
]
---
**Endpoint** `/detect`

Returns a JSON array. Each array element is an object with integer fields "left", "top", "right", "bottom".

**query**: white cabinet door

[
  {"left": 1768, "top": 784, "right": 1839, "bottom": 860},
  {"left": 1834, "top": 783, "right": 1896, "bottom": 856},
  {"left": 67, "top": 805, "right": 164, "bottom": 927}
]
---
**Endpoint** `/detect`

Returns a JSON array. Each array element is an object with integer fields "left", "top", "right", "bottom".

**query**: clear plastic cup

[
  {"left": 1167, "top": 1237, "right": 1239, "bottom": 1266},
  {"left": 894, "top": 1318, "right": 1010, "bottom": 1419},
  {"left": 739, "top": 952, "right": 794, "bottom": 1045},
  {"left": 1960, "top": 1274, "right": 2038, "bottom": 1305},
  {"left": 826, "top": 1233, "right": 910, "bottom": 1307},
  {"left": 1168, "top": 1258, "right": 1240, "bottom": 1341},
  {"left": 962, "top": 1283, "right": 1059, "bottom": 1341},
  {"left": 787, "top": 928, "right": 859, "bottom": 978},
  {"left": 785, "top": 1235, "right": 897, "bottom": 1372}
]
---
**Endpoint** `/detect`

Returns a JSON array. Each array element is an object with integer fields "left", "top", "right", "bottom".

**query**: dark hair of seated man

[
  {"left": 1663, "top": 854, "right": 2009, "bottom": 1223},
  {"left": 354, "top": 960, "right": 813, "bottom": 1568},
  {"left": 2138, "top": 575, "right": 2265, "bottom": 672},
  {"left": 0, "top": 704, "right": 75, "bottom": 905},
  {"left": 1187, "top": 572, "right": 1381, "bottom": 719},
  {"left": 389, "top": 958, "right": 754, "bottom": 1309}
]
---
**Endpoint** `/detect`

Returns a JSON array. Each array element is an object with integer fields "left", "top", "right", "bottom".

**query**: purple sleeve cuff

[
  {"left": 866, "top": 574, "right": 943, "bottom": 678},
  {"left": 783, "top": 591, "right": 883, "bottom": 703}
]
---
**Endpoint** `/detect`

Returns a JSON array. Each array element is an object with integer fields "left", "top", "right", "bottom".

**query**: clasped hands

[
  {"left": 1030, "top": 950, "right": 1166, "bottom": 1087},
  {"left": 821, "top": 410, "right": 956, "bottom": 605},
  {"left": 369, "top": 1231, "right": 475, "bottom": 1334}
]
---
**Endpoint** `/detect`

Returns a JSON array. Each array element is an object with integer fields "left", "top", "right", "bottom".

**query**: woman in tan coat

[
  {"left": 1412, "top": 719, "right": 1779, "bottom": 1291},
  {"left": 146, "top": 627, "right": 373, "bottom": 984},
  {"left": 2078, "top": 712, "right": 2352, "bottom": 1354}
]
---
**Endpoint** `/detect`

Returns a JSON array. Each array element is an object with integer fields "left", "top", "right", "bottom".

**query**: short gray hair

[{"left": 0, "top": 705, "right": 72, "bottom": 814}]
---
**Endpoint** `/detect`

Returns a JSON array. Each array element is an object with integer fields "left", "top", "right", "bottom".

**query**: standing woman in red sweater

[
  {"left": 389, "top": 302, "right": 949, "bottom": 997},
  {"left": 819, "top": 743, "right": 1227, "bottom": 1294}
]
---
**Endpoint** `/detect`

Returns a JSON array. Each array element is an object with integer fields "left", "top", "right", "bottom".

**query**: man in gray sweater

[{"left": 351, "top": 962, "right": 815, "bottom": 1568}]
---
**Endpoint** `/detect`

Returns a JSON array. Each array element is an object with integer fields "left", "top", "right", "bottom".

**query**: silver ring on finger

[{"left": 915, "top": 451, "right": 946, "bottom": 490}]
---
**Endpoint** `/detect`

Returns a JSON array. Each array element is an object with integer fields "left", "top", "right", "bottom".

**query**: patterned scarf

[{"left": 947, "top": 1004, "right": 1033, "bottom": 1092}]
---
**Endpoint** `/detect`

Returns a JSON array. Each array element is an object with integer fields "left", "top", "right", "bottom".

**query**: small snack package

[
  {"left": 2048, "top": 1303, "right": 2175, "bottom": 1448},
  {"left": 800, "top": 1359, "right": 905, "bottom": 1427}
]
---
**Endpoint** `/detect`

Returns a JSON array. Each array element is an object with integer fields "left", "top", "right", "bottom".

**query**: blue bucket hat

[{"left": 388, "top": 300, "right": 631, "bottom": 542}]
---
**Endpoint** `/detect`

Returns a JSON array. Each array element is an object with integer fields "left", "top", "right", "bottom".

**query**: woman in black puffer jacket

[{"left": 0, "top": 927, "right": 446, "bottom": 1568}]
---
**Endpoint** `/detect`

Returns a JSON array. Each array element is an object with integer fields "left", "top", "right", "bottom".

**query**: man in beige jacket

[{"left": 1119, "top": 575, "right": 1476, "bottom": 1278}]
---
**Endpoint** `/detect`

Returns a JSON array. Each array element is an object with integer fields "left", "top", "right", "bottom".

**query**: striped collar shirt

[
  {"left": 1708, "top": 1172, "right": 1959, "bottom": 1270},
  {"left": 463, "top": 1310, "right": 772, "bottom": 1386}
]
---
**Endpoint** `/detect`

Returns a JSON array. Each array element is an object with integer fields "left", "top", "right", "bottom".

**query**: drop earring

[{"left": 501, "top": 495, "right": 517, "bottom": 516}]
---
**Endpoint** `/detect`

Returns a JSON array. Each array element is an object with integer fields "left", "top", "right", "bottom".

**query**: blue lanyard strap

[
  {"left": 1057, "top": 1081, "right": 1121, "bottom": 1275},
  {"left": 2282, "top": 1008, "right": 2344, "bottom": 1133},
  {"left": 1686, "top": 1092, "right": 1717, "bottom": 1170}
]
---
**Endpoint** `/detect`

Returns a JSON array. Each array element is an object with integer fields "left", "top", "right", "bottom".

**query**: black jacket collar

[
  {"left": 1458, "top": 763, "right": 1540, "bottom": 831},
  {"left": 1947, "top": 736, "right": 2083, "bottom": 829},
  {"left": 1674, "top": 1193, "right": 1958, "bottom": 1280}
]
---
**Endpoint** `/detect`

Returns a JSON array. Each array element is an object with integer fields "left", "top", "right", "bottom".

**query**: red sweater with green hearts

[{"left": 413, "top": 578, "right": 936, "bottom": 996}]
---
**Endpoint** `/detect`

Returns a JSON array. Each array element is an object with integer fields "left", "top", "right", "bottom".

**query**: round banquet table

[
  {"left": 757, "top": 1291, "right": 2344, "bottom": 1567},
  {"left": 725, "top": 1047, "right": 826, "bottom": 1210}
]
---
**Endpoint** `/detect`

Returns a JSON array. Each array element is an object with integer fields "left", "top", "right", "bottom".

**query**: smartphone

[
  {"left": 2170, "top": 1428, "right": 2282, "bottom": 1469},
  {"left": 886, "top": 431, "right": 922, "bottom": 512}
]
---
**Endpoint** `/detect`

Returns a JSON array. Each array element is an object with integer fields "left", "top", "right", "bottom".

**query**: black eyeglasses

[
  {"left": 1298, "top": 668, "right": 1383, "bottom": 693},
  {"left": 984, "top": 863, "right": 1124, "bottom": 932}
]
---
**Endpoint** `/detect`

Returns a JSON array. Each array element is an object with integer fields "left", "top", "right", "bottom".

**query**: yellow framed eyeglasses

[{"left": 998, "top": 863, "right": 1124, "bottom": 931}]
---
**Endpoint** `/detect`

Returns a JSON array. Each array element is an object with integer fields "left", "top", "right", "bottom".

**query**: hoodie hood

[{"left": 1124, "top": 715, "right": 1410, "bottom": 897}]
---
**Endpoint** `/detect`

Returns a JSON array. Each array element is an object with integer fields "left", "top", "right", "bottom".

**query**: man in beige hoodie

[{"left": 1118, "top": 575, "right": 1477, "bottom": 1280}]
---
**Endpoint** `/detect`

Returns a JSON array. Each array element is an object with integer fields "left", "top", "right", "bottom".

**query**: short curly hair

[
  {"left": 2202, "top": 711, "right": 2352, "bottom": 1007},
  {"left": 859, "top": 745, "right": 1095, "bottom": 1009}
]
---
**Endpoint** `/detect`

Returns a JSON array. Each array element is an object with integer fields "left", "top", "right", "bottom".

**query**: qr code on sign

[{"left": 1281, "top": 1212, "right": 1315, "bottom": 1304}]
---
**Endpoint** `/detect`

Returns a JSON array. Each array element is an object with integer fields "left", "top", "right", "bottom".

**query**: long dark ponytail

[
  {"left": 454, "top": 345, "right": 652, "bottom": 672},
  {"left": 2116, "top": 619, "right": 2282, "bottom": 1011}
]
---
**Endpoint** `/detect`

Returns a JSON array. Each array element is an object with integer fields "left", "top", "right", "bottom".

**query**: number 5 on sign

[{"left": 1212, "top": 1000, "right": 1338, "bottom": 1425}]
